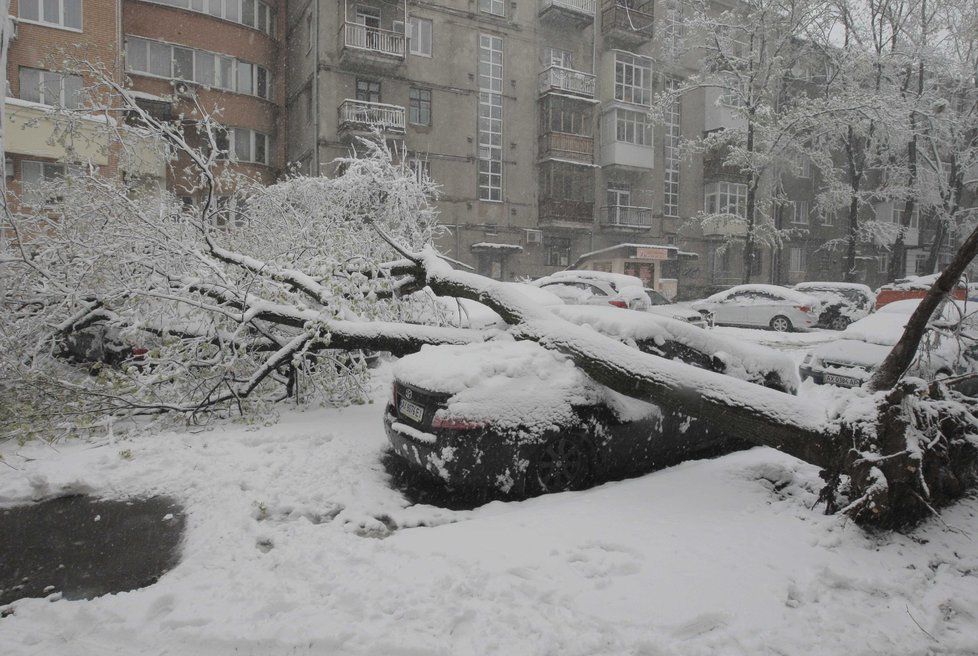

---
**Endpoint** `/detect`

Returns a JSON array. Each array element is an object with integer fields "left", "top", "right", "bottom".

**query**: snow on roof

[
  {"left": 127, "top": 90, "right": 171, "bottom": 102},
  {"left": 575, "top": 243, "right": 678, "bottom": 261},
  {"left": 6, "top": 97, "right": 116, "bottom": 125},
  {"left": 470, "top": 242, "right": 523, "bottom": 251},
  {"left": 393, "top": 338, "right": 658, "bottom": 432},
  {"left": 536, "top": 269, "right": 645, "bottom": 291},
  {"left": 702, "top": 284, "right": 820, "bottom": 306},
  {"left": 551, "top": 305, "right": 800, "bottom": 392},
  {"left": 539, "top": 157, "right": 601, "bottom": 168}
]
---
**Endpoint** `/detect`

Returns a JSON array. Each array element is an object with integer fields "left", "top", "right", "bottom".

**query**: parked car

[
  {"left": 643, "top": 288, "right": 710, "bottom": 328},
  {"left": 690, "top": 285, "right": 822, "bottom": 332},
  {"left": 384, "top": 312, "right": 800, "bottom": 498},
  {"left": 793, "top": 282, "right": 875, "bottom": 330},
  {"left": 532, "top": 271, "right": 651, "bottom": 311},
  {"left": 874, "top": 273, "right": 967, "bottom": 309},
  {"left": 800, "top": 298, "right": 978, "bottom": 388}
]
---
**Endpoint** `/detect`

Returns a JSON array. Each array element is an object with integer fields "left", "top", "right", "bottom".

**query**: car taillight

[
  {"left": 432, "top": 412, "right": 486, "bottom": 431},
  {"left": 608, "top": 300, "right": 628, "bottom": 308},
  {"left": 795, "top": 305, "right": 811, "bottom": 313}
]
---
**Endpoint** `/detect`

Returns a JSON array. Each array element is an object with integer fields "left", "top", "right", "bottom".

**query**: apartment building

[{"left": 4, "top": 0, "right": 286, "bottom": 208}]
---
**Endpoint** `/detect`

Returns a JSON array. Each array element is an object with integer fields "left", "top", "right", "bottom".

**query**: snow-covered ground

[{"left": 2, "top": 334, "right": 977, "bottom": 655}]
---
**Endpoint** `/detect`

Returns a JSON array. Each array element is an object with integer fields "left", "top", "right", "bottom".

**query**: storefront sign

[{"left": 634, "top": 247, "right": 669, "bottom": 260}]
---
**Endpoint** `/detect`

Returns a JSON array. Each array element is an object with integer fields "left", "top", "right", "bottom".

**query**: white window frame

[
  {"left": 704, "top": 181, "right": 747, "bottom": 219},
  {"left": 789, "top": 246, "right": 807, "bottom": 273},
  {"left": 230, "top": 127, "right": 270, "bottom": 165},
  {"left": 140, "top": 0, "right": 275, "bottom": 36},
  {"left": 614, "top": 52, "right": 653, "bottom": 106},
  {"left": 478, "top": 34, "right": 503, "bottom": 202},
  {"left": 663, "top": 76, "right": 681, "bottom": 218},
  {"left": 890, "top": 203, "right": 919, "bottom": 229},
  {"left": 408, "top": 17, "right": 432, "bottom": 57},
  {"left": 614, "top": 108, "right": 652, "bottom": 147},
  {"left": 479, "top": 0, "right": 504, "bottom": 17},
  {"left": 18, "top": 0, "right": 82, "bottom": 31},
  {"left": 125, "top": 36, "right": 271, "bottom": 100},
  {"left": 789, "top": 200, "right": 809, "bottom": 225},
  {"left": 19, "top": 67, "right": 83, "bottom": 108}
]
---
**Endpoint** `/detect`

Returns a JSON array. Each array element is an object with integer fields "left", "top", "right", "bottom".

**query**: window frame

[
  {"left": 408, "top": 17, "right": 432, "bottom": 57},
  {"left": 408, "top": 87, "right": 432, "bottom": 126},
  {"left": 17, "top": 0, "right": 83, "bottom": 31},
  {"left": 478, "top": 0, "right": 505, "bottom": 17},
  {"left": 614, "top": 52, "right": 653, "bottom": 106},
  {"left": 19, "top": 67, "right": 83, "bottom": 108}
]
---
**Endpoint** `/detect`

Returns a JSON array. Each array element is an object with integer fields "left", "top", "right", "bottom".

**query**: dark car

[
  {"left": 384, "top": 311, "right": 798, "bottom": 498},
  {"left": 793, "top": 282, "right": 875, "bottom": 330}
]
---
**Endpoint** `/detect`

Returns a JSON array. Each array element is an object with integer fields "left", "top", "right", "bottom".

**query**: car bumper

[{"left": 383, "top": 408, "right": 531, "bottom": 493}]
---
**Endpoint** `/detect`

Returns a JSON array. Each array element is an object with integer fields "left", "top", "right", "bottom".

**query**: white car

[
  {"left": 691, "top": 284, "right": 822, "bottom": 332},
  {"left": 532, "top": 271, "right": 651, "bottom": 311},
  {"left": 800, "top": 299, "right": 978, "bottom": 387},
  {"left": 643, "top": 288, "right": 710, "bottom": 327}
]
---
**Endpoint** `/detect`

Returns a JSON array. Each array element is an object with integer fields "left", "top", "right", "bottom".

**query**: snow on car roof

[
  {"left": 535, "top": 270, "right": 645, "bottom": 291},
  {"left": 551, "top": 305, "right": 800, "bottom": 392},
  {"left": 394, "top": 338, "right": 659, "bottom": 431},
  {"left": 703, "top": 284, "right": 820, "bottom": 305},
  {"left": 794, "top": 282, "right": 874, "bottom": 296},
  {"left": 875, "top": 273, "right": 966, "bottom": 292},
  {"left": 843, "top": 299, "right": 976, "bottom": 345}
]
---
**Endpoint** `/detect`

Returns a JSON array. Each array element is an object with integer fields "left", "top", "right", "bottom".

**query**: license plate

[
  {"left": 399, "top": 399, "right": 425, "bottom": 423},
  {"left": 825, "top": 373, "right": 861, "bottom": 387}
]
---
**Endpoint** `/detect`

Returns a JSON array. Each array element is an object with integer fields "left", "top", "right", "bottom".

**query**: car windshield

[{"left": 644, "top": 289, "right": 670, "bottom": 305}]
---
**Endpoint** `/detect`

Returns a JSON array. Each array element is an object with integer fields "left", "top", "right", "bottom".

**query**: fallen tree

[{"left": 2, "top": 71, "right": 977, "bottom": 529}]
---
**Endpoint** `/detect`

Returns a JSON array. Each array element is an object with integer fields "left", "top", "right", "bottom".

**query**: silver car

[{"left": 691, "top": 284, "right": 822, "bottom": 332}]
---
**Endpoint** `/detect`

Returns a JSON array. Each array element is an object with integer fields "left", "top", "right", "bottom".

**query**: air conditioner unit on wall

[{"left": 525, "top": 229, "right": 543, "bottom": 245}]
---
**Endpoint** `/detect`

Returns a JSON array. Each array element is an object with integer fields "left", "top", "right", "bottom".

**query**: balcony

[
  {"left": 539, "top": 66, "right": 596, "bottom": 99},
  {"left": 539, "top": 198, "right": 595, "bottom": 229},
  {"left": 337, "top": 100, "right": 406, "bottom": 136},
  {"left": 601, "top": 0, "right": 654, "bottom": 46},
  {"left": 338, "top": 22, "right": 405, "bottom": 70},
  {"left": 600, "top": 205, "right": 653, "bottom": 229},
  {"left": 539, "top": 132, "right": 594, "bottom": 164},
  {"left": 539, "top": 0, "right": 596, "bottom": 23}
]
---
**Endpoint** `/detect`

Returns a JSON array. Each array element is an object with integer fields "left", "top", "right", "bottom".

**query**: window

[
  {"left": 914, "top": 253, "right": 930, "bottom": 275},
  {"left": 615, "top": 108, "right": 651, "bottom": 146},
  {"left": 663, "top": 76, "right": 681, "bottom": 218},
  {"left": 718, "top": 73, "right": 746, "bottom": 108},
  {"left": 615, "top": 52, "right": 652, "bottom": 106},
  {"left": 230, "top": 128, "right": 270, "bottom": 164},
  {"left": 878, "top": 253, "right": 889, "bottom": 273},
  {"left": 409, "top": 88, "right": 431, "bottom": 126},
  {"left": 544, "top": 47, "right": 573, "bottom": 69},
  {"left": 714, "top": 247, "right": 731, "bottom": 274},
  {"left": 479, "top": 0, "right": 504, "bottom": 17},
  {"left": 546, "top": 237, "right": 571, "bottom": 267},
  {"left": 356, "top": 79, "right": 381, "bottom": 103},
  {"left": 661, "top": 0, "right": 684, "bottom": 56},
  {"left": 822, "top": 209, "right": 836, "bottom": 226},
  {"left": 19, "top": 68, "right": 82, "bottom": 108},
  {"left": 793, "top": 153, "right": 812, "bottom": 178},
  {"left": 408, "top": 17, "right": 432, "bottom": 57},
  {"left": 789, "top": 247, "right": 807, "bottom": 273},
  {"left": 18, "top": 0, "right": 82, "bottom": 30},
  {"left": 541, "top": 96, "right": 590, "bottom": 135},
  {"left": 478, "top": 34, "right": 503, "bottom": 202},
  {"left": 126, "top": 37, "right": 271, "bottom": 99},
  {"left": 540, "top": 162, "right": 593, "bottom": 203},
  {"left": 20, "top": 160, "right": 83, "bottom": 205},
  {"left": 142, "top": 0, "right": 275, "bottom": 36},
  {"left": 890, "top": 203, "right": 919, "bottom": 229},
  {"left": 704, "top": 181, "right": 747, "bottom": 218},
  {"left": 789, "top": 200, "right": 809, "bottom": 225}
]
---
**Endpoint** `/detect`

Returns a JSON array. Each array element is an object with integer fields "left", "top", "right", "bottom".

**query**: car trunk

[{"left": 392, "top": 381, "right": 450, "bottom": 432}]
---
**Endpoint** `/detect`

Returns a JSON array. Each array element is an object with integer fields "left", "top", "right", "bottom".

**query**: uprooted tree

[{"left": 2, "top": 69, "right": 978, "bottom": 531}]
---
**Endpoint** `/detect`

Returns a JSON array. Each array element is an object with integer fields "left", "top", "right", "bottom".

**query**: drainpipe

[{"left": 313, "top": 0, "right": 321, "bottom": 175}]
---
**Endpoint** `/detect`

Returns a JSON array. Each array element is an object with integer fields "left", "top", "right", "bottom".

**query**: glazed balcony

[
  {"left": 539, "top": 132, "right": 594, "bottom": 164},
  {"left": 338, "top": 22, "right": 405, "bottom": 70},
  {"left": 600, "top": 205, "right": 654, "bottom": 229},
  {"left": 539, "top": 197, "right": 595, "bottom": 229},
  {"left": 539, "top": 0, "right": 596, "bottom": 23},
  {"left": 337, "top": 100, "right": 406, "bottom": 134},
  {"left": 601, "top": 0, "right": 654, "bottom": 46},
  {"left": 538, "top": 65, "right": 596, "bottom": 99}
]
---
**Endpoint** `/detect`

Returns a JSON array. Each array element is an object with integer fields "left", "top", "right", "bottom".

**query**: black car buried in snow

[{"left": 384, "top": 307, "right": 799, "bottom": 497}]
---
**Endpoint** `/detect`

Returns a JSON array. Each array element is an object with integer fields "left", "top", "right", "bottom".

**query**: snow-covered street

[{"left": 2, "top": 334, "right": 977, "bottom": 656}]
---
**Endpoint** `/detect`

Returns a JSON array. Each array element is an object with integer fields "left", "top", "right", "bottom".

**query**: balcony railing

[
  {"left": 601, "top": 0, "right": 654, "bottom": 41},
  {"left": 539, "top": 132, "right": 594, "bottom": 164},
  {"left": 539, "top": 65, "right": 596, "bottom": 98},
  {"left": 341, "top": 22, "right": 405, "bottom": 58},
  {"left": 601, "top": 205, "right": 653, "bottom": 228},
  {"left": 540, "top": 0, "right": 596, "bottom": 17},
  {"left": 338, "top": 100, "right": 406, "bottom": 133}
]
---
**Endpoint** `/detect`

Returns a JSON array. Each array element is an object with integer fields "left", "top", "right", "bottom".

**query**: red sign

[{"left": 634, "top": 247, "right": 669, "bottom": 260}]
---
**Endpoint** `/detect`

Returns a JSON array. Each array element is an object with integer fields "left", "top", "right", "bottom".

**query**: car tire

[
  {"left": 829, "top": 316, "right": 850, "bottom": 331},
  {"left": 769, "top": 315, "right": 793, "bottom": 332},
  {"left": 531, "top": 434, "right": 592, "bottom": 494}
]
